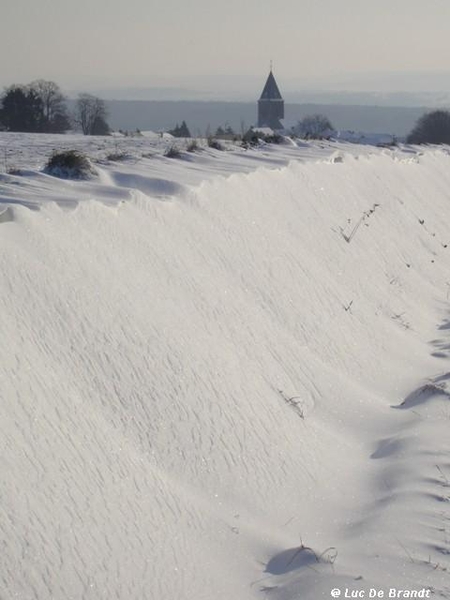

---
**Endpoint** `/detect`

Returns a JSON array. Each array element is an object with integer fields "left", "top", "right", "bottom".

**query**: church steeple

[
  {"left": 259, "top": 70, "right": 283, "bottom": 101},
  {"left": 258, "top": 69, "right": 284, "bottom": 129}
]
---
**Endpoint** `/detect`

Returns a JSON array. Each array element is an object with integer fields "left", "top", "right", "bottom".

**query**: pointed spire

[{"left": 259, "top": 70, "right": 283, "bottom": 101}]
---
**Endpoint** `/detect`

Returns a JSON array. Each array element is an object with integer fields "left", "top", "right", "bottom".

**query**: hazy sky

[{"left": 2, "top": 0, "right": 450, "bottom": 97}]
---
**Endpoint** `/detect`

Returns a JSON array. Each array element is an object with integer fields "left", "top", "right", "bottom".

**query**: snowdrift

[{"left": 0, "top": 138, "right": 449, "bottom": 599}]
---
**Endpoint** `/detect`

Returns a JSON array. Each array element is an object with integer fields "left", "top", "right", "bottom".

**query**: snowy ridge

[{"left": 1, "top": 138, "right": 450, "bottom": 599}]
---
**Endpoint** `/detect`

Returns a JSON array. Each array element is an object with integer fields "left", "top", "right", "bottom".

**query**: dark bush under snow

[{"left": 43, "top": 150, "right": 98, "bottom": 179}]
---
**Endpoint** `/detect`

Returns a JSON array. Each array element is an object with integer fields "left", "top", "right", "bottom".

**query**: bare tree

[
  {"left": 31, "top": 80, "right": 69, "bottom": 131},
  {"left": 295, "top": 114, "right": 334, "bottom": 139},
  {"left": 76, "top": 94, "right": 110, "bottom": 135},
  {"left": 407, "top": 110, "right": 450, "bottom": 144}
]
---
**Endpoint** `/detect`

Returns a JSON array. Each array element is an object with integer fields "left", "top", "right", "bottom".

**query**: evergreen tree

[
  {"left": 0, "top": 85, "right": 44, "bottom": 132},
  {"left": 169, "top": 121, "right": 191, "bottom": 137},
  {"left": 178, "top": 120, "right": 191, "bottom": 137},
  {"left": 0, "top": 81, "right": 69, "bottom": 133}
]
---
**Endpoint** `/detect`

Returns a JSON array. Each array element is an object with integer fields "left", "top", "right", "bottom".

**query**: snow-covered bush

[
  {"left": 164, "top": 145, "right": 182, "bottom": 158},
  {"left": 43, "top": 150, "right": 98, "bottom": 179},
  {"left": 294, "top": 114, "right": 335, "bottom": 139},
  {"left": 106, "top": 152, "right": 132, "bottom": 162},
  {"left": 186, "top": 139, "right": 199, "bottom": 152},
  {"left": 207, "top": 137, "right": 223, "bottom": 150},
  {"left": 261, "top": 132, "right": 284, "bottom": 144}
]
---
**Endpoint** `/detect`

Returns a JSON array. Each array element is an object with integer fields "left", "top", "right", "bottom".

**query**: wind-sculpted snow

[{"left": 0, "top": 136, "right": 450, "bottom": 599}]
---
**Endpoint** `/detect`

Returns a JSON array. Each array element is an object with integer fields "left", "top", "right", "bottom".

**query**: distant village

[
  {"left": 0, "top": 71, "right": 448, "bottom": 146},
  {"left": 251, "top": 70, "right": 396, "bottom": 146},
  {"left": 164, "top": 70, "right": 398, "bottom": 147}
]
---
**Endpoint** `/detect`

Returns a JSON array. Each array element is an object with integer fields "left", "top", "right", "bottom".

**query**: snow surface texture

[{"left": 0, "top": 132, "right": 450, "bottom": 599}]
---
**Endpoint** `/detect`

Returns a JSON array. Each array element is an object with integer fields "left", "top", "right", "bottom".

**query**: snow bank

[{"left": 0, "top": 139, "right": 449, "bottom": 599}]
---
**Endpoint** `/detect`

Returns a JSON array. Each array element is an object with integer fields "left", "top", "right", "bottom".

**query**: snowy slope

[{"left": 0, "top": 133, "right": 449, "bottom": 599}]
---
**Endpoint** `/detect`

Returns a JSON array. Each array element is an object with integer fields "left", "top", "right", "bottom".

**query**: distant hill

[{"left": 103, "top": 100, "right": 430, "bottom": 137}]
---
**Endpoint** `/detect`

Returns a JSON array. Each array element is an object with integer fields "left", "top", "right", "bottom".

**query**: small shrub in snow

[
  {"left": 264, "top": 133, "right": 284, "bottom": 144},
  {"left": 243, "top": 128, "right": 280, "bottom": 146},
  {"left": 7, "top": 167, "right": 22, "bottom": 176},
  {"left": 44, "top": 150, "right": 97, "bottom": 179},
  {"left": 207, "top": 137, "right": 223, "bottom": 151},
  {"left": 164, "top": 145, "right": 182, "bottom": 159},
  {"left": 106, "top": 152, "right": 131, "bottom": 161},
  {"left": 186, "top": 139, "right": 199, "bottom": 153}
]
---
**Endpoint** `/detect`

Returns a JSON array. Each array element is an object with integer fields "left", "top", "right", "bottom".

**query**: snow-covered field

[{"left": 0, "top": 132, "right": 449, "bottom": 599}]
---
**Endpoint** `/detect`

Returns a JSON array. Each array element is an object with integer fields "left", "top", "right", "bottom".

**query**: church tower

[{"left": 257, "top": 69, "right": 284, "bottom": 130}]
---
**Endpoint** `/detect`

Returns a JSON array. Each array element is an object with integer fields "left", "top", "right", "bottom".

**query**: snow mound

[
  {"left": 1, "top": 136, "right": 450, "bottom": 599},
  {"left": 395, "top": 379, "right": 450, "bottom": 409},
  {"left": 0, "top": 206, "right": 15, "bottom": 223},
  {"left": 43, "top": 150, "right": 98, "bottom": 180}
]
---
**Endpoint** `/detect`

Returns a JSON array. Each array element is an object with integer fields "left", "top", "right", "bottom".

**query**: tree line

[
  {"left": 2, "top": 80, "right": 449, "bottom": 145},
  {"left": 0, "top": 80, "right": 110, "bottom": 135},
  {"left": 292, "top": 111, "right": 450, "bottom": 144}
]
